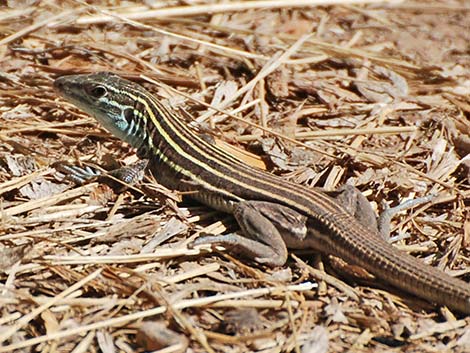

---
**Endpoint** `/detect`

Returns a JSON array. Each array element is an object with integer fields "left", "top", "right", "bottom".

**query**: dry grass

[{"left": 1, "top": 1, "right": 470, "bottom": 352}]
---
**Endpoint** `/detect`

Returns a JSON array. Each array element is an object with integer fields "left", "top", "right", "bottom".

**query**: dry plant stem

[
  {"left": 2, "top": 183, "right": 98, "bottom": 217},
  {"left": 0, "top": 313, "right": 22, "bottom": 327},
  {"left": 0, "top": 282, "right": 314, "bottom": 352},
  {"left": 292, "top": 254, "right": 360, "bottom": 301},
  {"left": 210, "top": 299, "right": 299, "bottom": 308},
  {"left": 42, "top": 248, "right": 206, "bottom": 265},
  {"left": 286, "top": 292, "right": 302, "bottom": 353},
  {"left": 71, "top": 0, "right": 394, "bottom": 25},
  {"left": 294, "top": 126, "right": 417, "bottom": 139},
  {"left": 343, "top": 4, "right": 393, "bottom": 26},
  {"left": 0, "top": 118, "right": 94, "bottom": 136},
  {"left": 382, "top": 4, "right": 470, "bottom": 11},
  {"left": 227, "top": 98, "right": 261, "bottom": 116},
  {"left": 0, "top": 8, "right": 34, "bottom": 22},
  {"left": 0, "top": 220, "right": 113, "bottom": 241},
  {"left": 0, "top": 297, "right": 133, "bottom": 307},
  {"left": 155, "top": 263, "right": 221, "bottom": 286},
  {"left": 72, "top": 331, "right": 95, "bottom": 353},
  {"left": 4, "top": 127, "right": 90, "bottom": 137},
  {"left": 0, "top": 9, "right": 80, "bottom": 46},
  {"left": 0, "top": 168, "right": 51, "bottom": 195}
]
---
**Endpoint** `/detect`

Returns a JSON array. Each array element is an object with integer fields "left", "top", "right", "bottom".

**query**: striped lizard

[{"left": 53, "top": 72, "right": 470, "bottom": 314}]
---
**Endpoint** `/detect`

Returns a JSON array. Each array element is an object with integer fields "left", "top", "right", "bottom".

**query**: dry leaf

[
  {"left": 0, "top": 244, "right": 32, "bottom": 272},
  {"left": 301, "top": 326, "right": 329, "bottom": 353},
  {"left": 136, "top": 321, "right": 188, "bottom": 352}
]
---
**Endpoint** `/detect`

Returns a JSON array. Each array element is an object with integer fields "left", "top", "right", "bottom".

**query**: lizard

[{"left": 53, "top": 72, "right": 470, "bottom": 314}]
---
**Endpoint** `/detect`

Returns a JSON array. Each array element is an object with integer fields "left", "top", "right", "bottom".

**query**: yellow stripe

[
  {"left": 126, "top": 92, "right": 243, "bottom": 202},
  {"left": 140, "top": 93, "right": 342, "bottom": 217}
]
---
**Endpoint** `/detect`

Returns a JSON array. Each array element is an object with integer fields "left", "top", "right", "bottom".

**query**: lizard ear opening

[{"left": 123, "top": 107, "right": 134, "bottom": 124}]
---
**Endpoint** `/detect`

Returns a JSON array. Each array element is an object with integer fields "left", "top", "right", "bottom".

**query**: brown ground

[{"left": 1, "top": 1, "right": 470, "bottom": 352}]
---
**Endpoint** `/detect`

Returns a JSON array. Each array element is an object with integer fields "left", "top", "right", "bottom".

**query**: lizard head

[{"left": 54, "top": 72, "right": 151, "bottom": 151}]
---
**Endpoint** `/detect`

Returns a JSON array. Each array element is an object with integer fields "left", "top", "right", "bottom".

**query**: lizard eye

[{"left": 87, "top": 85, "right": 107, "bottom": 98}]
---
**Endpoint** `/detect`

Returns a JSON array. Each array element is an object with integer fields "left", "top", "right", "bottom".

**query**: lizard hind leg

[{"left": 192, "top": 201, "right": 293, "bottom": 267}]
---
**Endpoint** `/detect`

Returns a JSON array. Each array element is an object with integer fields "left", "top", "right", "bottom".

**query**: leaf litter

[{"left": 1, "top": 1, "right": 470, "bottom": 352}]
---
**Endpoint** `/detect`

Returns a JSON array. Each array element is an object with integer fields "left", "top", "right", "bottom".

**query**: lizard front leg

[{"left": 53, "top": 160, "right": 148, "bottom": 186}]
